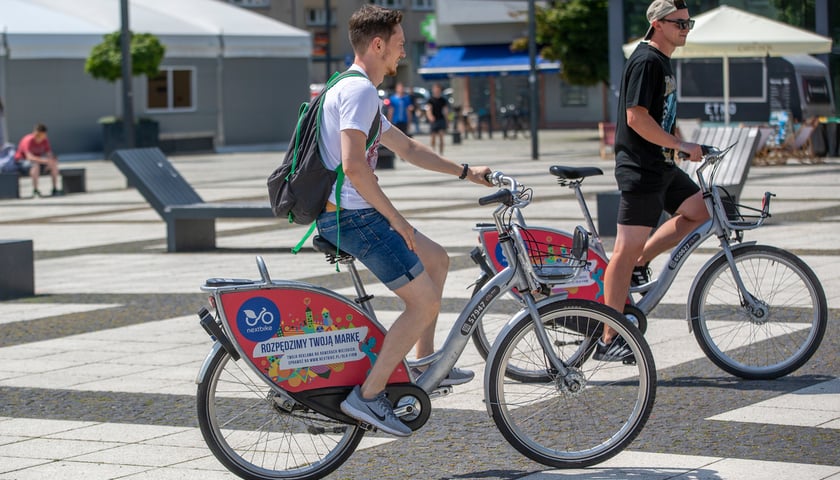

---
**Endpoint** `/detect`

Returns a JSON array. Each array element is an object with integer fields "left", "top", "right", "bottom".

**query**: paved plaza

[{"left": 0, "top": 129, "right": 838, "bottom": 479}]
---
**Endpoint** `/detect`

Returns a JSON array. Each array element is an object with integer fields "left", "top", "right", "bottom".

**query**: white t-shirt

[{"left": 319, "top": 65, "right": 392, "bottom": 210}]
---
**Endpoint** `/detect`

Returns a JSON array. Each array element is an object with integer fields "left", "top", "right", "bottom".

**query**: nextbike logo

[
  {"left": 668, "top": 233, "right": 701, "bottom": 270},
  {"left": 237, "top": 297, "right": 281, "bottom": 342},
  {"left": 461, "top": 285, "right": 500, "bottom": 335}
]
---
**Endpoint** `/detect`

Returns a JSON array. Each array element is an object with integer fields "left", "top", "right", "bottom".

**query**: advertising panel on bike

[
  {"left": 217, "top": 287, "right": 410, "bottom": 392},
  {"left": 479, "top": 228, "right": 609, "bottom": 301}
]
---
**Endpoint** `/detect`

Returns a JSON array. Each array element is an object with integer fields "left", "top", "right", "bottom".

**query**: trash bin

[
  {"left": 596, "top": 191, "right": 620, "bottom": 237},
  {"left": 377, "top": 145, "right": 395, "bottom": 169}
]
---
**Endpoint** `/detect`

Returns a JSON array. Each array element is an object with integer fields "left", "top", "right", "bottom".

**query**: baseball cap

[{"left": 644, "top": 0, "right": 688, "bottom": 40}]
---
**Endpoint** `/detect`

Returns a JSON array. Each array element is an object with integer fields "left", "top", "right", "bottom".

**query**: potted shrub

[{"left": 85, "top": 31, "right": 166, "bottom": 158}]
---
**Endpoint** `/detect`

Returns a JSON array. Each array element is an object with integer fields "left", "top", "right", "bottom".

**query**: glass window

[
  {"left": 678, "top": 58, "right": 766, "bottom": 102},
  {"left": 226, "top": 0, "right": 269, "bottom": 7},
  {"left": 411, "top": 0, "right": 434, "bottom": 11},
  {"left": 370, "top": 0, "right": 404, "bottom": 9},
  {"left": 146, "top": 67, "right": 195, "bottom": 112},
  {"left": 306, "top": 8, "right": 336, "bottom": 26},
  {"left": 561, "top": 84, "right": 588, "bottom": 107}
]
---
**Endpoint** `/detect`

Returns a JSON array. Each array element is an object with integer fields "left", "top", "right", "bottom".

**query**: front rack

[
  {"left": 520, "top": 227, "right": 588, "bottom": 283},
  {"left": 713, "top": 186, "right": 771, "bottom": 231}
]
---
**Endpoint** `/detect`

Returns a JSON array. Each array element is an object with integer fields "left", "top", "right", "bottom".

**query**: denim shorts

[{"left": 316, "top": 208, "right": 424, "bottom": 290}]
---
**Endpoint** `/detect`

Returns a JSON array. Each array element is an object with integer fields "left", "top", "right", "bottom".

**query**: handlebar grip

[
  {"left": 478, "top": 189, "right": 513, "bottom": 206},
  {"left": 761, "top": 191, "right": 775, "bottom": 216}
]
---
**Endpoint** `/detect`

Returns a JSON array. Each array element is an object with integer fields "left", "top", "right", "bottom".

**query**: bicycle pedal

[
  {"left": 428, "top": 385, "right": 453, "bottom": 399},
  {"left": 358, "top": 421, "right": 377, "bottom": 432}
]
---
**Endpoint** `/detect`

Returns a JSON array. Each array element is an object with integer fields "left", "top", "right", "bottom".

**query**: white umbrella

[{"left": 623, "top": 5, "right": 833, "bottom": 124}]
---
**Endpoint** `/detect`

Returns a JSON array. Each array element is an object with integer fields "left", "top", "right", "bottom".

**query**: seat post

[{"left": 345, "top": 259, "right": 376, "bottom": 319}]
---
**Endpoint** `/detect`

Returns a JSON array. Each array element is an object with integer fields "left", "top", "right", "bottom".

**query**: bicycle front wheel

[
  {"left": 486, "top": 299, "right": 656, "bottom": 468},
  {"left": 196, "top": 347, "right": 364, "bottom": 480},
  {"left": 689, "top": 244, "right": 827, "bottom": 380}
]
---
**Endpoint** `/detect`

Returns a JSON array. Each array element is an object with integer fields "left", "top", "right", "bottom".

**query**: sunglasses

[{"left": 659, "top": 18, "right": 695, "bottom": 30}]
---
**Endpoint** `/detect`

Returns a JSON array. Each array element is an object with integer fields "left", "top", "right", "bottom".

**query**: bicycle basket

[
  {"left": 715, "top": 186, "right": 768, "bottom": 231},
  {"left": 520, "top": 226, "right": 588, "bottom": 283}
]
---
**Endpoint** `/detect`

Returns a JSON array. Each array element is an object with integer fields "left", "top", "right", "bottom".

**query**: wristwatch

[{"left": 459, "top": 163, "right": 469, "bottom": 180}]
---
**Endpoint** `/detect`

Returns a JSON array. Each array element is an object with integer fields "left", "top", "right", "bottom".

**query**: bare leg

[
  {"left": 603, "top": 224, "right": 651, "bottom": 342},
  {"left": 359, "top": 271, "right": 439, "bottom": 399},
  {"left": 48, "top": 158, "right": 59, "bottom": 190},
  {"left": 410, "top": 231, "right": 449, "bottom": 359},
  {"left": 636, "top": 192, "right": 708, "bottom": 265},
  {"left": 29, "top": 164, "right": 40, "bottom": 192}
]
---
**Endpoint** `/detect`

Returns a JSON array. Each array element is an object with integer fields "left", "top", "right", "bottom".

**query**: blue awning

[{"left": 418, "top": 44, "right": 560, "bottom": 79}]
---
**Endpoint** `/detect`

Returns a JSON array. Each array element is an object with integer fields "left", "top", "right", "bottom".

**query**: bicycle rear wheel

[
  {"left": 486, "top": 299, "right": 656, "bottom": 468},
  {"left": 196, "top": 347, "right": 364, "bottom": 480},
  {"left": 689, "top": 244, "right": 827, "bottom": 380}
]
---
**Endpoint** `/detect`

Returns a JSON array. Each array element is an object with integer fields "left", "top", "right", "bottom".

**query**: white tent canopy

[
  {"left": 623, "top": 5, "right": 832, "bottom": 124},
  {"left": 0, "top": 0, "right": 310, "bottom": 59}
]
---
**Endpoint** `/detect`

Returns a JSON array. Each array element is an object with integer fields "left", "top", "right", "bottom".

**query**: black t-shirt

[
  {"left": 427, "top": 96, "right": 448, "bottom": 121},
  {"left": 614, "top": 43, "right": 679, "bottom": 193}
]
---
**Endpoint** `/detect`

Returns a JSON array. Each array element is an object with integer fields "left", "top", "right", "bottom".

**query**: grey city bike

[
  {"left": 194, "top": 171, "right": 656, "bottom": 479},
  {"left": 469, "top": 145, "right": 827, "bottom": 380}
]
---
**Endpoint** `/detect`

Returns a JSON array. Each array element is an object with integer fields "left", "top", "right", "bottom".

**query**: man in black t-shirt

[
  {"left": 426, "top": 83, "right": 448, "bottom": 154},
  {"left": 599, "top": 0, "right": 708, "bottom": 362}
]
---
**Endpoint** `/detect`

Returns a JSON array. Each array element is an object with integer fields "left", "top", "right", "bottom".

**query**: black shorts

[
  {"left": 430, "top": 119, "right": 447, "bottom": 133},
  {"left": 617, "top": 168, "right": 700, "bottom": 228}
]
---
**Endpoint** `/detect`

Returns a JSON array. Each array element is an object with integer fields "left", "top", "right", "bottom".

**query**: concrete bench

[
  {"left": 596, "top": 125, "right": 760, "bottom": 236},
  {"left": 0, "top": 168, "right": 87, "bottom": 199},
  {"left": 111, "top": 148, "right": 274, "bottom": 252},
  {"left": 0, "top": 239, "right": 34, "bottom": 299}
]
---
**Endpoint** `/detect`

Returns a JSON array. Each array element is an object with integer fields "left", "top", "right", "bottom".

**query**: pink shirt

[{"left": 15, "top": 133, "right": 52, "bottom": 161}]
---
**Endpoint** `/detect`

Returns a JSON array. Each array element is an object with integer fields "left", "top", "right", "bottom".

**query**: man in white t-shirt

[{"left": 316, "top": 4, "right": 492, "bottom": 437}]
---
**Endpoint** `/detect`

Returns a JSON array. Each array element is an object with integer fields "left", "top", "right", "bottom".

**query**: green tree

[
  {"left": 772, "top": 0, "right": 815, "bottom": 29},
  {"left": 85, "top": 31, "right": 166, "bottom": 83},
  {"left": 523, "top": 0, "right": 610, "bottom": 87}
]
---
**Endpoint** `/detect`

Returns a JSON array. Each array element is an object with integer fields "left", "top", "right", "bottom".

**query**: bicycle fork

[
  {"left": 519, "top": 290, "right": 575, "bottom": 381},
  {"left": 718, "top": 239, "right": 768, "bottom": 321}
]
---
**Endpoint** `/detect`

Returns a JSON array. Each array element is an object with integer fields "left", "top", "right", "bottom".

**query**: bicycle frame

[
  {"left": 199, "top": 175, "right": 584, "bottom": 400},
  {"left": 475, "top": 146, "right": 774, "bottom": 330}
]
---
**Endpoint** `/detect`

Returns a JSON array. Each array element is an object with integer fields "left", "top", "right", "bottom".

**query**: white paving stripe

[
  {"left": 0, "top": 303, "right": 121, "bottom": 325},
  {"left": 1, "top": 417, "right": 837, "bottom": 479},
  {"left": 707, "top": 378, "right": 840, "bottom": 429}
]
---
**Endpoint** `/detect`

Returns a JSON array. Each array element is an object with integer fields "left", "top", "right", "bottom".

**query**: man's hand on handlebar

[
  {"left": 468, "top": 166, "right": 494, "bottom": 186},
  {"left": 678, "top": 141, "right": 703, "bottom": 162}
]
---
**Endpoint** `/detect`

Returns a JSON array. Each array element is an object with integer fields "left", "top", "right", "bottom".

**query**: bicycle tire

[
  {"left": 689, "top": 244, "right": 827, "bottom": 380},
  {"left": 486, "top": 299, "right": 656, "bottom": 468},
  {"left": 470, "top": 276, "right": 648, "bottom": 363},
  {"left": 196, "top": 347, "right": 364, "bottom": 480}
]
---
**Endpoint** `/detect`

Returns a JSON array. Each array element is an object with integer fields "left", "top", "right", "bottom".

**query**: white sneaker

[{"left": 411, "top": 367, "right": 475, "bottom": 387}]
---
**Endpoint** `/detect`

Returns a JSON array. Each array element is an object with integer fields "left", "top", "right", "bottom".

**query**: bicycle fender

[
  {"left": 685, "top": 241, "right": 757, "bottom": 333},
  {"left": 482, "top": 294, "right": 568, "bottom": 418},
  {"left": 196, "top": 342, "right": 224, "bottom": 385}
]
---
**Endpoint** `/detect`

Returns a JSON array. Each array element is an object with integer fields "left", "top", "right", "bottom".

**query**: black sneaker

[
  {"left": 630, "top": 263, "right": 651, "bottom": 287},
  {"left": 593, "top": 336, "right": 636, "bottom": 364},
  {"left": 51, "top": 188, "right": 64, "bottom": 196},
  {"left": 32, "top": 189, "right": 42, "bottom": 198}
]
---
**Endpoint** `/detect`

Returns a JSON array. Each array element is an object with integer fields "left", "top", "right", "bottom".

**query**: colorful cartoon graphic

[{"left": 219, "top": 288, "right": 407, "bottom": 392}]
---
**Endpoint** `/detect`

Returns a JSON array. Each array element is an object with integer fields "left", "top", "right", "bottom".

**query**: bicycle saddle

[
  {"left": 549, "top": 166, "right": 603, "bottom": 180},
  {"left": 312, "top": 235, "right": 353, "bottom": 259}
]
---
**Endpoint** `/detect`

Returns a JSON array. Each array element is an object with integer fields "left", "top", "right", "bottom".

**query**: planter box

[{"left": 102, "top": 119, "right": 159, "bottom": 160}]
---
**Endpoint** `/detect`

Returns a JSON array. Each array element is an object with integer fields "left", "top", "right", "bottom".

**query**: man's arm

[
  {"left": 380, "top": 125, "right": 491, "bottom": 184},
  {"left": 626, "top": 106, "right": 701, "bottom": 161},
  {"left": 340, "top": 128, "right": 418, "bottom": 250}
]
